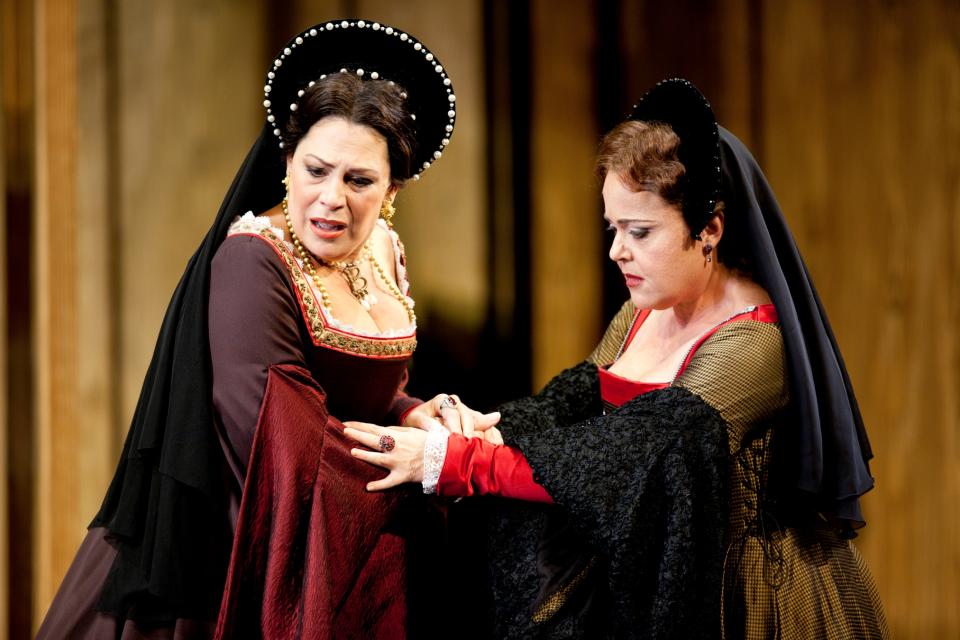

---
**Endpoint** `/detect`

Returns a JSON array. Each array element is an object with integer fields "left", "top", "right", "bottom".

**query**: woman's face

[
  {"left": 285, "top": 116, "right": 396, "bottom": 263},
  {"left": 603, "top": 173, "right": 710, "bottom": 310}
]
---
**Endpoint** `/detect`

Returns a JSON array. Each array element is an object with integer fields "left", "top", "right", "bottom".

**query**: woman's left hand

[{"left": 344, "top": 421, "right": 427, "bottom": 491}]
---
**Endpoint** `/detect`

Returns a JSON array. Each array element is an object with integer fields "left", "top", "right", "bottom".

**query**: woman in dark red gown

[{"left": 37, "top": 20, "right": 489, "bottom": 639}]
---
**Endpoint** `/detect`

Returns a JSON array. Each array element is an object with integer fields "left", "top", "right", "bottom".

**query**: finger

[
  {"left": 476, "top": 411, "right": 501, "bottom": 428},
  {"left": 474, "top": 420, "right": 498, "bottom": 432},
  {"left": 458, "top": 404, "right": 477, "bottom": 438},
  {"left": 350, "top": 447, "right": 391, "bottom": 469},
  {"left": 440, "top": 404, "right": 463, "bottom": 436},
  {"left": 447, "top": 395, "right": 473, "bottom": 437},
  {"left": 405, "top": 412, "right": 444, "bottom": 432},
  {"left": 366, "top": 471, "right": 407, "bottom": 492},
  {"left": 485, "top": 427, "right": 504, "bottom": 446},
  {"left": 343, "top": 421, "right": 381, "bottom": 435},
  {"left": 429, "top": 394, "right": 450, "bottom": 417},
  {"left": 343, "top": 427, "right": 383, "bottom": 450}
]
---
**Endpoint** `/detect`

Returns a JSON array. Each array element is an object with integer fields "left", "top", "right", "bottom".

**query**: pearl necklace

[{"left": 282, "top": 197, "right": 416, "bottom": 325}]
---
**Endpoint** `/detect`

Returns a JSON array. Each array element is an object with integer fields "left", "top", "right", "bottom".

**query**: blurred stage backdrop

[{"left": 1, "top": 0, "right": 958, "bottom": 637}]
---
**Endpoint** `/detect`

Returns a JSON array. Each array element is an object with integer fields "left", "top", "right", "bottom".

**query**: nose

[
  {"left": 317, "top": 176, "right": 345, "bottom": 210},
  {"left": 608, "top": 231, "right": 628, "bottom": 262}
]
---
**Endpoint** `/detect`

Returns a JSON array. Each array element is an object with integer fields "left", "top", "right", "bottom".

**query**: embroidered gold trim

[
  {"left": 531, "top": 556, "right": 597, "bottom": 624},
  {"left": 254, "top": 227, "right": 417, "bottom": 358}
]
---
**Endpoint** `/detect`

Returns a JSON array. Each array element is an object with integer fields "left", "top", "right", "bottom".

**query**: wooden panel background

[
  {"left": 114, "top": 0, "right": 268, "bottom": 433},
  {"left": 2, "top": 0, "right": 957, "bottom": 637},
  {"left": 761, "top": 2, "right": 960, "bottom": 636}
]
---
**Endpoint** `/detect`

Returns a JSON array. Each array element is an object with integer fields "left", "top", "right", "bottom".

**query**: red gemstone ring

[{"left": 379, "top": 434, "right": 396, "bottom": 452}]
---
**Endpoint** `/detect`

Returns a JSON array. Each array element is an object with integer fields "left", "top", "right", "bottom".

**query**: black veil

[
  {"left": 719, "top": 126, "right": 875, "bottom": 528},
  {"left": 90, "top": 124, "right": 285, "bottom": 619}
]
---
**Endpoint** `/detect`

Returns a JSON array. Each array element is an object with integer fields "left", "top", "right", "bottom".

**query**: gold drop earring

[{"left": 379, "top": 198, "right": 396, "bottom": 227}]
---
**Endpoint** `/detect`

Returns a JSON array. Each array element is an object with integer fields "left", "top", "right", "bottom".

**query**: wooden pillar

[
  {"left": 2, "top": 0, "right": 36, "bottom": 635},
  {"left": 0, "top": 10, "right": 9, "bottom": 636},
  {"left": 33, "top": 0, "right": 81, "bottom": 622},
  {"left": 76, "top": 0, "right": 118, "bottom": 493},
  {"left": 529, "top": 0, "right": 601, "bottom": 388}
]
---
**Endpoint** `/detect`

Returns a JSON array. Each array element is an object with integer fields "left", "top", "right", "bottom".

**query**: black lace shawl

[{"left": 486, "top": 362, "right": 728, "bottom": 640}]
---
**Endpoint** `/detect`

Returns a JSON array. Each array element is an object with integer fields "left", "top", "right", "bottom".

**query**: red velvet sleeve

[
  {"left": 436, "top": 435, "right": 554, "bottom": 503},
  {"left": 215, "top": 364, "right": 408, "bottom": 639}
]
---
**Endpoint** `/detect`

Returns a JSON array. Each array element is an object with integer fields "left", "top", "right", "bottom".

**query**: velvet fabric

[{"left": 215, "top": 364, "right": 409, "bottom": 639}]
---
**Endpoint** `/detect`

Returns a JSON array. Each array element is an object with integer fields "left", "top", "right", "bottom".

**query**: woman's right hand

[{"left": 404, "top": 393, "right": 500, "bottom": 439}]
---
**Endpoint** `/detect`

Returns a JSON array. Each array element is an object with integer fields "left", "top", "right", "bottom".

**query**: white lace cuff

[{"left": 422, "top": 425, "right": 449, "bottom": 495}]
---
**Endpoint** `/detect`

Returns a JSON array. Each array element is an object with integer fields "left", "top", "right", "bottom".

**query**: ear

[
  {"left": 700, "top": 210, "right": 724, "bottom": 246},
  {"left": 385, "top": 183, "right": 400, "bottom": 203},
  {"left": 285, "top": 154, "right": 293, "bottom": 176}
]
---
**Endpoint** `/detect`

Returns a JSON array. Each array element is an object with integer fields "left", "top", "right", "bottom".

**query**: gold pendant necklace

[{"left": 282, "top": 197, "right": 416, "bottom": 325}]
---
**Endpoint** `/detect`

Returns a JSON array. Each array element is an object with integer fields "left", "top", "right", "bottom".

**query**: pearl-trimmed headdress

[{"left": 262, "top": 20, "right": 456, "bottom": 181}]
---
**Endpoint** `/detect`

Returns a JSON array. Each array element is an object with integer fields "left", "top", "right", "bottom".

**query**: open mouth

[
  {"left": 311, "top": 219, "right": 346, "bottom": 232},
  {"left": 309, "top": 218, "right": 347, "bottom": 239}
]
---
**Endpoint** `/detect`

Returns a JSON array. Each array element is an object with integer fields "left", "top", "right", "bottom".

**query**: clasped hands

[{"left": 344, "top": 393, "right": 501, "bottom": 491}]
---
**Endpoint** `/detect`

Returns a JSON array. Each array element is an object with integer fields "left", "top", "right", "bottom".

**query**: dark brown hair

[
  {"left": 282, "top": 73, "right": 417, "bottom": 185},
  {"left": 597, "top": 120, "right": 751, "bottom": 273}
]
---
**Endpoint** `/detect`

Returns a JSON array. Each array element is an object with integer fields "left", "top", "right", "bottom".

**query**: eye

[
  {"left": 306, "top": 165, "right": 328, "bottom": 178},
  {"left": 604, "top": 223, "right": 616, "bottom": 233},
  {"left": 348, "top": 175, "right": 374, "bottom": 187},
  {"left": 628, "top": 227, "right": 650, "bottom": 239}
]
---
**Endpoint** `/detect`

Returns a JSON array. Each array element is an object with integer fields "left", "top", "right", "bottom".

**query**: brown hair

[
  {"left": 282, "top": 73, "right": 417, "bottom": 185},
  {"left": 596, "top": 120, "right": 750, "bottom": 273},
  {"left": 596, "top": 120, "right": 687, "bottom": 211}
]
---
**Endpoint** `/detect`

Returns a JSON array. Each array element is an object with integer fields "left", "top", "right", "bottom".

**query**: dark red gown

[{"left": 38, "top": 215, "right": 428, "bottom": 639}]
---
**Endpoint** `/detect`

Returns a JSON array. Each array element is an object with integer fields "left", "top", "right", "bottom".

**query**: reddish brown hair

[{"left": 596, "top": 121, "right": 687, "bottom": 210}]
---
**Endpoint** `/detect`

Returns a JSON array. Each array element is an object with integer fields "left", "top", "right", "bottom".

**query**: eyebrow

[
  {"left": 304, "top": 154, "right": 380, "bottom": 176},
  {"left": 603, "top": 214, "right": 656, "bottom": 225}
]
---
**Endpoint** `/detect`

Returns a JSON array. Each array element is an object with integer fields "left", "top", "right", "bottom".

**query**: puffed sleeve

[
  {"left": 587, "top": 300, "right": 636, "bottom": 366},
  {"left": 673, "top": 320, "right": 789, "bottom": 451}
]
